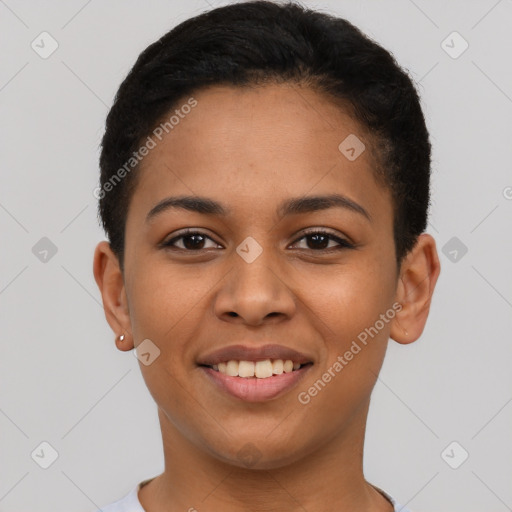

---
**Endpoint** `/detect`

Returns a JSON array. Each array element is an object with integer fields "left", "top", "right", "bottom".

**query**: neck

[{"left": 138, "top": 401, "right": 394, "bottom": 512}]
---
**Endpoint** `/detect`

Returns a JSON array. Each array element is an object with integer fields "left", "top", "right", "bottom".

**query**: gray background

[{"left": 1, "top": 0, "right": 511, "bottom": 511}]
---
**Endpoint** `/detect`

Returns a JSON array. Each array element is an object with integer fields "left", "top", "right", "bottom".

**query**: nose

[{"left": 213, "top": 247, "right": 297, "bottom": 327}]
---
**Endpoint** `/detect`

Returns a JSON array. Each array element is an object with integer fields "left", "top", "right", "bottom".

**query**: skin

[{"left": 93, "top": 83, "right": 440, "bottom": 512}]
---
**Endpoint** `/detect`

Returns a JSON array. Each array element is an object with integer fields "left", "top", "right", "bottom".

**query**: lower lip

[{"left": 200, "top": 364, "right": 313, "bottom": 402}]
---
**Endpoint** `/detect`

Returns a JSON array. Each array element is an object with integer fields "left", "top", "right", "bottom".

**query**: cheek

[
  {"left": 298, "top": 271, "right": 394, "bottom": 424},
  {"left": 301, "top": 251, "right": 397, "bottom": 407},
  {"left": 126, "top": 268, "right": 204, "bottom": 422},
  {"left": 305, "top": 254, "right": 396, "bottom": 335},
  {"left": 128, "top": 262, "right": 204, "bottom": 338}
]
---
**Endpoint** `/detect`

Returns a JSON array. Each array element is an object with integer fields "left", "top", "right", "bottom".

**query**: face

[{"left": 95, "top": 83, "right": 437, "bottom": 470}]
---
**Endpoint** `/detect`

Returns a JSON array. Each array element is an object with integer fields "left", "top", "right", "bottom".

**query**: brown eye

[
  {"left": 291, "top": 230, "right": 354, "bottom": 251},
  {"left": 162, "top": 230, "right": 220, "bottom": 251}
]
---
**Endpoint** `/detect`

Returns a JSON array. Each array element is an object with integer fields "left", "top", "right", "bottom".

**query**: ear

[
  {"left": 93, "top": 241, "right": 134, "bottom": 351},
  {"left": 390, "top": 233, "right": 441, "bottom": 344}
]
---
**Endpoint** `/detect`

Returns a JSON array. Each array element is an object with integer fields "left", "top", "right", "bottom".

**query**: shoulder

[
  {"left": 95, "top": 478, "right": 152, "bottom": 512},
  {"left": 372, "top": 483, "right": 414, "bottom": 512}
]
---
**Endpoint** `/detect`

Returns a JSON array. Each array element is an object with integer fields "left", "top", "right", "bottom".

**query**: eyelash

[{"left": 161, "top": 228, "right": 355, "bottom": 253}]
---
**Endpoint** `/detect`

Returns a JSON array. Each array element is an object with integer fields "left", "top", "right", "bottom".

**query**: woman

[{"left": 93, "top": 1, "right": 441, "bottom": 510}]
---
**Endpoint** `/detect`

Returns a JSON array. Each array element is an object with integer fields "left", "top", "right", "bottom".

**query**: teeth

[
  {"left": 283, "top": 360, "right": 294, "bottom": 373},
  {"left": 255, "top": 360, "right": 273, "bottom": 378},
  {"left": 273, "top": 359, "right": 283, "bottom": 375},
  {"left": 226, "top": 360, "right": 238, "bottom": 377},
  {"left": 238, "top": 360, "right": 254, "bottom": 378},
  {"left": 210, "top": 359, "right": 306, "bottom": 379}
]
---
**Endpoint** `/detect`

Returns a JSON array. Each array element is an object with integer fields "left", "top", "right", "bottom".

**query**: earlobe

[
  {"left": 93, "top": 241, "right": 134, "bottom": 350},
  {"left": 115, "top": 332, "right": 133, "bottom": 352},
  {"left": 390, "top": 233, "right": 441, "bottom": 345}
]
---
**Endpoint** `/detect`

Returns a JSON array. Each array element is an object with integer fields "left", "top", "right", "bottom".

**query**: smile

[
  {"left": 200, "top": 361, "right": 313, "bottom": 402},
  {"left": 206, "top": 358, "right": 309, "bottom": 379}
]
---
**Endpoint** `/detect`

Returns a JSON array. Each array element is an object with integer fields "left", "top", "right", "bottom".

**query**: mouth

[
  {"left": 198, "top": 360, "right": 314, "bottom": 402},
  {"left": 196, "top": 344, "right": 314, "bottom": 402},
  {"left": 199, "top": 359, "right": 313, "bottom": 378}
]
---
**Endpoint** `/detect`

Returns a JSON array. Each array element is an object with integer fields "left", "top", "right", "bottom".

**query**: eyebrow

[{"left": 145, "top": 193, "right": 372, "bottom": 223}]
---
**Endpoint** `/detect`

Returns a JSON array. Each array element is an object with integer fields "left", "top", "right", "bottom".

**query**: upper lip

[{"left": 197, "top": 344, "right": 314, "bottom": 366}]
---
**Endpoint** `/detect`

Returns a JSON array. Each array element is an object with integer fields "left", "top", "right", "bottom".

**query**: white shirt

[{"left": 96, "top": 477, "right": 414, "bottom": 511}]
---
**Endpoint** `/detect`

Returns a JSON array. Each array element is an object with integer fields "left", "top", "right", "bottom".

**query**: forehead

[{"left": 128, "top": 83, "right": 392, "bottom": 227}]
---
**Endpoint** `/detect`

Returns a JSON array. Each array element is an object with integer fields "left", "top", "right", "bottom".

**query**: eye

[
  {"left": 290, "top": 230, "right": 355, "bottom": 252},
  {"left": 160, "top": 228, "right": 355, "bottom": 253},
  {"left": 161, "top": 229, "right": 221, "bottom": 251}
]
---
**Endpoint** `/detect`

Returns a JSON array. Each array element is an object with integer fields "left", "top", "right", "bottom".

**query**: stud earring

[{"left": 118, "top": 334, "right": 125, "bottom": 342}]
